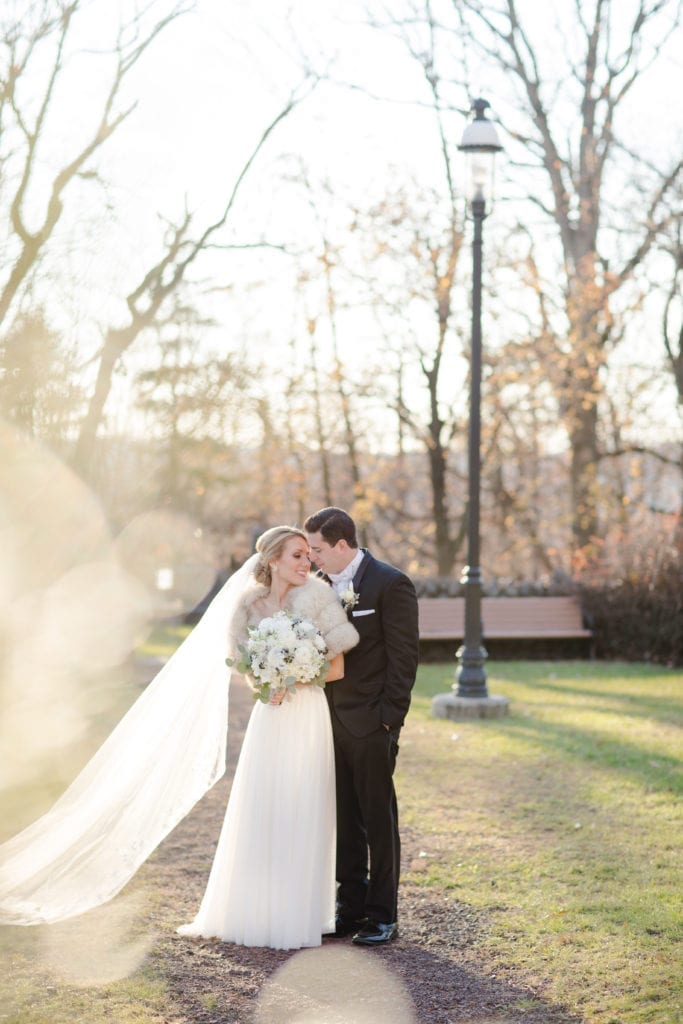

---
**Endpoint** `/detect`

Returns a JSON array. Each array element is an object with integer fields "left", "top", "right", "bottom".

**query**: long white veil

[{"left": 0, "top": 554, "right": 258, "bottom": 926}]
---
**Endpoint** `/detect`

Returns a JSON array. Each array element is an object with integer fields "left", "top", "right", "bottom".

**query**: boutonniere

[{"left": 340, "top": 586, "right": 360, "bottom": 612}]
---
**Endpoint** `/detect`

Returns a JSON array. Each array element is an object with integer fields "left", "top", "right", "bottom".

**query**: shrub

[{"left": 578, "top": 517, "right": 683, "bottom": 667}]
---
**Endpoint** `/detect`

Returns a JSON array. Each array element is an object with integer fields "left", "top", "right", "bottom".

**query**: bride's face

[{"left": 272, "top": 536, "right": 312, "bottom": 587}]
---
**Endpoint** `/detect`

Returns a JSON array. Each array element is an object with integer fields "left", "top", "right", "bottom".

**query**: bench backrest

[{"left": 418, "top": 595, "right": 590, "bottom": 639}]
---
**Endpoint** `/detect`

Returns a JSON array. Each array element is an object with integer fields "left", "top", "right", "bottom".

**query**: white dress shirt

[{"left": 328, "top": 548, "right": 365, "bottom": 597}]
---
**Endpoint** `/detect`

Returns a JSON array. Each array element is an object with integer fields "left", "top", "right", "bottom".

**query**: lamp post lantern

[{"left": 432, "top": 97, "right": 509, "bottom": 720}]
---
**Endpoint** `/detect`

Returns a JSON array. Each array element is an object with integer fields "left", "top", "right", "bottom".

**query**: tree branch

[
  {"left": 0, "top": 2, "right": 189, "bottom": 328},
  {"left": 601, "top": 445, "right": 680, "bottom": 467}
]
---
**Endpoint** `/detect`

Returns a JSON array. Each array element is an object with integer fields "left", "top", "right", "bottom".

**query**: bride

[
  {"left": 0, "top": 526, "right": 358, "bottom": 951},
  {"left": 179, "top": 525, "right": 358, "bottom": 949}
]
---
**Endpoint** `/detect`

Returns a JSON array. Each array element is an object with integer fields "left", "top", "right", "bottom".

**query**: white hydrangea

[{"left": 230, "top": 610, "right": 329, "bottom": 704}]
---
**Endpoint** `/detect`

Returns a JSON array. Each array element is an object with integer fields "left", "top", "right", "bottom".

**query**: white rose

[{"left": 292, "top": 647, "right": 312, "bottom": 671}]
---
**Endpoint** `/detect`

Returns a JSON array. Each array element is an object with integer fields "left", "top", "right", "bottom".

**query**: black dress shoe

[
  {"left": 324, "top": 916, "right": 366, "bottom": 938},
  {"left": 351, "top": 921, "right": 398, "bottom": 945}
]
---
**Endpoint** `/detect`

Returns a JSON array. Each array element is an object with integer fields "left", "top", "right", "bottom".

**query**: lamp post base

[
  {"left": 431, "top": 692, "right": 510, "bottom": 720},
  {"left": 455, "top": 639, "right": 488, "bottom": 698}
]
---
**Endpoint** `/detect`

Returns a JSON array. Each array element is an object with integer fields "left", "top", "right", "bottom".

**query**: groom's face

[{"left": 306, "top": 532, "right": 356, "bottom": 576}]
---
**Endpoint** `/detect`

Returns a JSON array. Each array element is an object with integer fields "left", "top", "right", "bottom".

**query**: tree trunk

[
  {"left": 309, "top": 324, "right": 333, "bottom": 507},
  {"left": 72, "top": 330, "right": 129, "bottom": 476},
  {"left": 568, "top": 401, "right": 600, "bottom": 549}
]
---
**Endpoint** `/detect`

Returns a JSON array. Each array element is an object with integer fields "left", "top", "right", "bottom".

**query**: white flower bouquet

[{"left": 227, "top": 610, "right": 329, "bottom": 703}]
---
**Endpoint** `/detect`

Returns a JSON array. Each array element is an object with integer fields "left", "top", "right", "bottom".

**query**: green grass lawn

[
  {"left": 400, "top": 660, "right": 682, "bottom": 1024},
  {"left": 1, "top": 655, "right": 680, "bottom": 1023}
]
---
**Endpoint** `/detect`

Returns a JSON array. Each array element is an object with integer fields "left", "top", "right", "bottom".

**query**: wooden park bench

[{"left": 418, "top": 595, "right": 593, "bottom": 646}]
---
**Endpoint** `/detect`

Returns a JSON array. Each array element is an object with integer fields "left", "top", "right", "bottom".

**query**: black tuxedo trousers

[{"left": 330, "top": 715, "right": 402, "bottom": 922}]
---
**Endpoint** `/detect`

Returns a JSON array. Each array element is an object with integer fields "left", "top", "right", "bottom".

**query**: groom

[{"left": 304, "top": 507, "right": 419, "bottom": 945}]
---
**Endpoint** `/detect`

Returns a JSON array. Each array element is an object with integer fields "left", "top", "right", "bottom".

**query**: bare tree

[
  {"left": 283, "top": 168, "right": 366, "bottom": 523},
  {"left": 358, "top": 183, "right": 468, "bottom": 575},
  {"left": 307, "top": 318, "right": 335, "bottom": 509},
  {"left": 448, "top": 0, "right": 683, "bottom": 548},
  {"left": 283, "top": 336, "right": 312, "bottom": 525},
  {"left": 0, "top": 3, "right": 317, "bottom": 476},
  {"left": 662, "top": 214, "right": 683, "bottom": 405},
  {"left": 0, "top": 0, "right": 188, "bottom": 329},
  {"left": 72, "top": 82, "right": 315, "bottom": 475}
]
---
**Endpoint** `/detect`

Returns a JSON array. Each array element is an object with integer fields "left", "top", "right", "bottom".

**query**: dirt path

[{"left": 134, "top": 676, "right": 582, "bottom": 1024}]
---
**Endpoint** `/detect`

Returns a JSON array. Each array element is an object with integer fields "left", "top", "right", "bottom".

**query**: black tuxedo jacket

[{"left": 325, "top": 551, "right": 419, "bottom": 737}]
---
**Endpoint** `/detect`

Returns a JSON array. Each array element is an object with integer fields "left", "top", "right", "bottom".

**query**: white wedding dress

[
  {"left": 0, "top": 560, "right": 356, "bottom": 947},
  {"left": 178, "top": 682, "right": 336, "bottom": 949}
]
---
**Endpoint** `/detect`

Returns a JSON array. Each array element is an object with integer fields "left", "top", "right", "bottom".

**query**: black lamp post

[{"left": 455, "top": 98, "right": 502, "bottom": 699}]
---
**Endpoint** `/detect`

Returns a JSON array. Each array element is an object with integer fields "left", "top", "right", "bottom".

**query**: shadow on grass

[
  {"left": 473, "top": 720, "right": 683, "bottom": 957},
  {"left": 514, "top": 678, "right": 683, "bottom": 730},
  {"left": 416, "top": 661, "right": 682, "bottom": 791},
  {"left": 501, "top": 711, "right": 682, "bottom": 795}
]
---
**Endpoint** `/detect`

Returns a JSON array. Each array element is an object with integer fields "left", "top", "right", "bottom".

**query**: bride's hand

[{"left": 269, "top": 689, "right": 286, "bottom": 705}]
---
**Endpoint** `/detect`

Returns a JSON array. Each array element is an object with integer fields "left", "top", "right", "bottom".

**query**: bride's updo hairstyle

[{"left": 254, "top": 526, "right": 309, "bottom": 586}]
